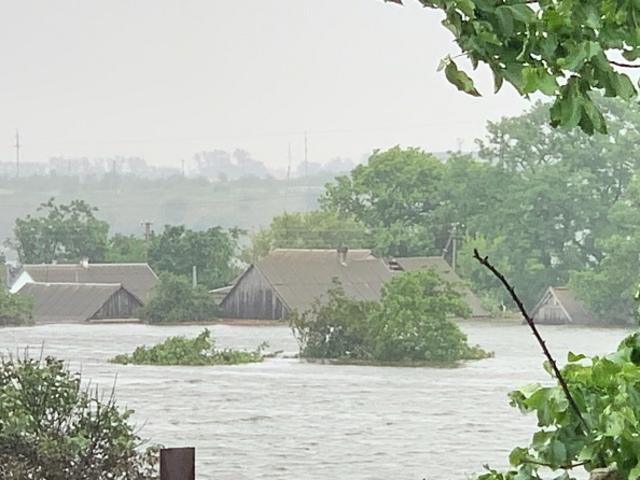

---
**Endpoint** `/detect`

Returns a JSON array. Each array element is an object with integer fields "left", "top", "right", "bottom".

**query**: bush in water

[
  {"left": 290, "top": 270, "right": 490, "bottom": 364},
  {"left": 137, "top": 272, "right": 219, "bottom": 324},
  {"left": 110, "top": 329, "right": 265, "bottom": 366},
  {"left": 0, "top": 355, "right": 157, "bottom": 479}
]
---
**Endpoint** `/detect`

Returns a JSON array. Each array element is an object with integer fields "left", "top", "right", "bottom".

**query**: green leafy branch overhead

[{"left": 387, "top": 0, "right": 640, "bottom": 133}]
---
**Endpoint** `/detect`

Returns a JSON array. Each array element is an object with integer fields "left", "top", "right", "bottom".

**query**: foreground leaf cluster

[
  {"left": 478, "top": 332, "right": 640, "bottom": 480},
  {"left": 110, "top": 329, "right": 264, "bottom": 366},
  {"left": 0, "top": 355, "right": 157, "bottom": 479},
  {"left": 290, "top": 270, "right": 490, "bottom": 365}
]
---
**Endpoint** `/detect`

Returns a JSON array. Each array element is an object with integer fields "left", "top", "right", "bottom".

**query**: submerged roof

[
  {"left": 17, "top": 282, "right": 127, "bottom": 324},
  {"left": 391, "top": 256, "right": 489, "bottom": 318},
  {"left": 252, "top": 249, "right": 393, "bottom": 311},
  {"left": 532, "top": 287, "right": 596, "bottom": 324},
  {"left": 21, "top": 263, "right": 157, "bottom": 301}
]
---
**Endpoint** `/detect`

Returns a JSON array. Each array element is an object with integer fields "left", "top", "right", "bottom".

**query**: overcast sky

[{"left": 0, "top": 0, "right": 531, "bottom": 171}]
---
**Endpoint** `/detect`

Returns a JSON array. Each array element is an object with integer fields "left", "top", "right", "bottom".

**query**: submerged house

[
  {"left": 221, "top": 249, "right": 489, "bottom": 320},
  {"left": 17, "top": 282, "right": 142, "bottom": 324},
  {"left": 531, "top": 287, "right": 596, "bottom": 325},
  {"left": 221, "top": 249, "right": 393, "bottom": 320},
  {"left": 9, "top": 260, "right": 158, "bottom": 302},
  {"left": 388, "top": 256, "right": 489, "bottom": 318}
]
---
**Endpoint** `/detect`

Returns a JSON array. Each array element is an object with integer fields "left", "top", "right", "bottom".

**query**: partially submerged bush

[
  {"left": 290, "top": 271, "right": 490, "bottom": 365},
  {"left": 0, "top": 290, "right": 33, "bottom": 326},
  {"left": 110, "top": 329, "right": 264, "bottom": 366},
  {"left": 477, "top": 332, "right": 640, "bottom": 480},
  {"left": 138, "top": 272, "right": 219, "bottom": 324},
  {"left": 0, "top": 355, "right": 157, "bottom": 479}
]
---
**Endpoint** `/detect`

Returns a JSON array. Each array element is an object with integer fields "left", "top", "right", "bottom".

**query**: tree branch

[
  {"left": 609, "top": 60, "right": 640, "bottom": 68},
  {"left": 472, "top": 249, "right": 589, "bottom": 433}
]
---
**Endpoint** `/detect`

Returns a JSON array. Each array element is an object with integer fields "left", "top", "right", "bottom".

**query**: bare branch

[
  {"left": 472, "top": 249, "right": 589, "bottom": 433},
  {"left": 610, "top": 60, "right": 640, "bottom": 68}
]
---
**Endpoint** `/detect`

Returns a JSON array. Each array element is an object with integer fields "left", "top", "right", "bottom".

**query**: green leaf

[
  {"left": 568, "top": 352, "right": 586, "bottom": 362},
  {"left": 509, "top": 447, "right": 529, "bottom": 466},
  {"left": 444, "top": 60, "right": 481, "bottom": 97},
  {"left": 547, "top": 439, "right": 568, "bottom": 466}
]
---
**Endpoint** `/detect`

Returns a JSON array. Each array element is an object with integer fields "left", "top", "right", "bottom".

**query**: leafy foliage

[
  {"left": 10, "top": 198, "right": 110, "bottom": 264},
  {"left": 388, "top": 0, "right": 640, "bottom": 133},
  {"left": 109, "top": 329, "right": 264, "bottom": 366},
  {"left": 290, "top": 271, "right": 490, "bottom": 364},
  {"left": 105, "top": 234, "right": 147, "bottom": 263},
  {"left": 137, "top": 272, "right": 219, "bottom": 324},
  {"left": 243, "top": 210, "right": 370, "bottom": 262},
  {"left": 476, "top": 333, "right": 640, "bottom": 480},
  {"left": 148, "top": 225, "right": 239, "bottom": 290},
  {"left": 0, "top": 355, "right": 157, "bottom": 479},
  {"left": 0, "top": 290, "right": 33, "bottom": 326}
]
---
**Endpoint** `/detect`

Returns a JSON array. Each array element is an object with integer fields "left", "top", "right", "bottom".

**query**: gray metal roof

[
  {"left": 17, "top": 282, "right": 125, "bottom": 324},
  {"left": 22, "top": 263, "right": 157, "bottom": 302},
  {"left": 254, "top": 249, "right": 393, "bottom": 311},
  {"left": 392, "top": 256, "right": 489, "bottom": 318}
]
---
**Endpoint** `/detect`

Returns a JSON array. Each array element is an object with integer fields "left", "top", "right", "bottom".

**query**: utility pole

[
  {"left": 14, "top": 130, "right": 20, "bottom": 178},
  {"left": 451, "top": 223, "right": 458, "bottom": 273}
]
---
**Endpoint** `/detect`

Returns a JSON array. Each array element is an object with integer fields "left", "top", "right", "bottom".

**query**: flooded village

[{"left": 4, "top": 1, "right": 640, "bottom": 480}]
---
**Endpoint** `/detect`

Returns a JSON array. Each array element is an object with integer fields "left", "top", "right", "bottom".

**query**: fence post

[{"left": 160, "top": 447, "right": 195, "bottom": 480}]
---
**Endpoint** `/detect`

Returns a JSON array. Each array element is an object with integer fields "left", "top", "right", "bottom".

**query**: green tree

[
  {"left": 290, "top": 271, "right": 489, "bottom": 364},
  {"left": 105, "top": 234, "right": 147, "bottom": 263},
  {"left": 387, "top": 0, "right": 640, "bottom": 133},
  {"left": 243, "top": 210, "right": 370, "bottom": 262},
  {"left": 0, "top": 355, "right": 157, "bottom": 479},
  {"left": 370, "top": 270, "right": 486, "bottom": 362},
  {"left": 138, "top": 272, "right": 219, "bottom": 324},
  {"left": 10, "top": 198, "right": 109, "bottom": 264},
  {"left": 0, "top": 290, "right": 33, "bottom": 326},
  {"left": 289, "top": 282, "right": 379, "bottom": 360},
  {"left": 322, "top": 146, "right": 448, "bottom": 256},
  {"left": 147, "top": 225, "right": 238, "bottom": 289}
]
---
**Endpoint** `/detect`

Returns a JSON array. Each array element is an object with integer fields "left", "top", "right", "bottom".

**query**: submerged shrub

[
  {"left": 0, "top": 290, "right": 33, "bottom": 326},
  {"left": 290, "top": 271, "right": 490, "bottom": 365},
  {"left": 110, "top": 329, "right": 264, "bottom": 366},
  {"left": 137, "top": 272, "right": 219, "bottom": 324},
  {"left": 0, "top": 355, "right": 157, "bottom": 479}
]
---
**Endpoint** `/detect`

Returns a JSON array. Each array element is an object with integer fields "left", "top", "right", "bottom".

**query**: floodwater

[{"left": 0, "top": 321, "right": 631, "bottom": 479}]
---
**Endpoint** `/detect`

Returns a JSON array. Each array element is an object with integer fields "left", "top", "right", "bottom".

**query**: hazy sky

[{"left": 1, "top": 0, "right": 531, "bottom": 171}]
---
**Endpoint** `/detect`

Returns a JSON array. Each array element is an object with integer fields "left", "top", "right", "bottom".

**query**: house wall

[
  {"left": 221, "top": 267, "right": 287, "bottom": 320},
  {"left": 532, "top": 295, "right": 568, "bottom": 325},
  {"left": 91, "top": 288, "right": 142, "bottom": 320}
]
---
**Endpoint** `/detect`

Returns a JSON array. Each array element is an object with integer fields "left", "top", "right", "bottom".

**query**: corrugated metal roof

[
  {"left": 254, "top": 249, "right": 393, "bottom": 311},
  {"left": 22, "top": 263, "right": 157, "bottom": 302},
  {"left": 17, "top": 282, "right": 124, "bottom": 324},
  {"left": 392, "top": 256, "right": 489, "bottom": 318}
]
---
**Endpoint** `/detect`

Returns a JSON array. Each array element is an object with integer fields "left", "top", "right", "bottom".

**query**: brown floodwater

[{"left": 0, "top": 321, "right": 630, "bottom": 479}]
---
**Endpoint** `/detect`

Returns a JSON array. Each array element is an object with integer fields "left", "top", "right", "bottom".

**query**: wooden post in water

[{"left": 160, "top": 447, "right": 195, "bottom": 480}]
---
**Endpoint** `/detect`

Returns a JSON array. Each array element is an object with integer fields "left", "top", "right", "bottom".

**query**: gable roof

[
  {"left": 17, "top": 282, "right": 128, "bottom": 324},
  {"left": 531, "top": 287, "right": 596, "bottom": 324},
  {"left": 391, "top": 256, "right": 489, "bottom": 318},
  {"left": 21, "top": 263, "right": 157, "bottom": 302},
  {"left": 250, "top": 249, "right": 393, "bottom": 312}
]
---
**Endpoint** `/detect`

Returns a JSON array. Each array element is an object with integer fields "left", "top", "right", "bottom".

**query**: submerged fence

[{"left": 160, "top": 448, "right": 195, "bottom": 480}]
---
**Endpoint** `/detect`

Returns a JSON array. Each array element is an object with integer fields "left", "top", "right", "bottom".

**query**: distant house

[
  {"left": 9, "top": 260, "right": 158, "bottom": 302},
  {"left": 388, "top": 256, "right": 489, "bottom": 318},
  {"left": 531, "top": 287, "right": 596, "bottom": 325},
  {"left": 221, "top": 249, "right": 393, "bottom": 320},
  {"left": 17, "top": 282, "right": 142, "bottom": 324},
  {"left": 221, "top": 249, "right": 489, "bottom": 320}
]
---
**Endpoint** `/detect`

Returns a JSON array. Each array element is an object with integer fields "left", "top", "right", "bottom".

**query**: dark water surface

[{"left": 0, "top": 321, "right": 629, "bottom": 479}]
